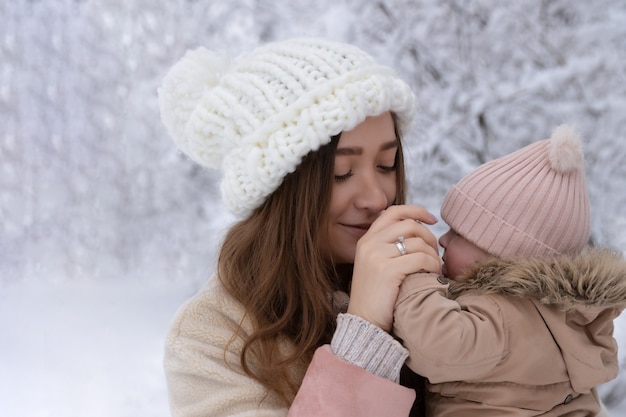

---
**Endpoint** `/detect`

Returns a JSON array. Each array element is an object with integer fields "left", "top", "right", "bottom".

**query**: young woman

[{"left": 158, "top": 37, "right": 441, "bottom": 416}]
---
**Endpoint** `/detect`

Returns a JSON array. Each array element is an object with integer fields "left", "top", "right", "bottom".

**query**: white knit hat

[
  {"left": 158, "top": 37, "right": 415, "bottom": 217},
  {"left": 440, "top": 125, "right": 590, "bottom": 258}
]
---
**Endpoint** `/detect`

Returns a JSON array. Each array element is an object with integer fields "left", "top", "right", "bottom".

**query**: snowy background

[{"left": 1, "top": 1, "right": 625, "bottom": 416}]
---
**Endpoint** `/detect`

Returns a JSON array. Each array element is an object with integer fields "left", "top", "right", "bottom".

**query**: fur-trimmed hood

[
  {"left": 449, "top": 247, "right": 626, "bottom": 312},
  {"left": 445, "top": 247, "right": 626, "bottom": 395},
  {"left": 394, "top": 247, "right": 626, "bottom": 411}
]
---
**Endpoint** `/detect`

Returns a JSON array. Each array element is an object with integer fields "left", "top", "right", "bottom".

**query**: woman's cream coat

[
  {"left": 164, "top": 279, "right": 415, "bottom": 417},
  {"left": 393, "top": 248, "right": 626, "bottom": 416}
]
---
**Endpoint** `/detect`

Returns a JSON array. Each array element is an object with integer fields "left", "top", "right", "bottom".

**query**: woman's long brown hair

[{"left": 217, "top": 113, "right": 407, "bottom": 404}]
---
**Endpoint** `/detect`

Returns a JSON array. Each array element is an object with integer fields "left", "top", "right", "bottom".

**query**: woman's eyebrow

[
  {"left": 380, "top": 140, "right": 398, "bottom": 151},
  {"left": 336, "top": 139, "right": 398, "bottom": 156},
  {"left": 335, "top": 147, "right": 362, "bottom": 156}
]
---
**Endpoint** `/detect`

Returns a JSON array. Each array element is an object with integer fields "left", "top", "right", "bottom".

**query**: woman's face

[
  {"left": 327, "top": 112, "right": 398, "bottom": 264},
  {"left": 439, "top": 228, "right": 490, "bottom": 279}
]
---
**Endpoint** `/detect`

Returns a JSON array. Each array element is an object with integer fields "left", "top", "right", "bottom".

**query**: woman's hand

[{"left": 348, "top": 205, "right": 441, "bottom": 332}]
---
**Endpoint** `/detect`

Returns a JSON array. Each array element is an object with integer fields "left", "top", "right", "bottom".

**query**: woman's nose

[{"left": 355, "top": 177, "right": 389, "bottom": 212}]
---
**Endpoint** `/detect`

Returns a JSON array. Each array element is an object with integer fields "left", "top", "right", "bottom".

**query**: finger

[
  {"left": 387, "top": 234, "right": 436, "bottom": 258},
  {"left": 391, "top": 238, "right": 441, "bottom": 271},
  {"left": 391, "top": 236, "right": 409, "bottom": 257},
  {"left": 398, "top": 251, "right": 442, "bottom": 275},
  {"left": 412, "top": 221, "right": 439, "bottom": 253},
  {"left": 401, "top": 236, "right": 440, "bottom": 259},
  {"left": 370, "top": 205, "right": 438, "bottom": 233},
  {"left": 380, "top": 218, "right": 439, "bottom": 252}
]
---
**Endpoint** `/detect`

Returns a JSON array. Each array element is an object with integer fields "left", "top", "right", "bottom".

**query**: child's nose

[{"left": 439, "top": 229, "right": 453, "bottom": 248}]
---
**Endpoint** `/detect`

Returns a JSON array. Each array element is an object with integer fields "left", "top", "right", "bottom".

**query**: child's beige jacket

[{"left": 394, "top": 247, "right": 626, "bottom": 417}]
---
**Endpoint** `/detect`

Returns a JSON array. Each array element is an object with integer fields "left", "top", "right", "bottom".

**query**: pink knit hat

[{"left": 440, "top": 125, "right": 590, "bottom": 258}]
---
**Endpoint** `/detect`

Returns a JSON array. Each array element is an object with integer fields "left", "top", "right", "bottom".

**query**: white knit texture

[
  {"left": 158, "top": 38, "right": 415, "bottom": 217},
  {"left": 158, "top": 48, "right": 231, "bottom": 168}
]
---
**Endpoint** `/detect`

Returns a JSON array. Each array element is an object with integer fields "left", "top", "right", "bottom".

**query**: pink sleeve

[{"left": 288, "top": 345, "right": 416, "bottom": 417}]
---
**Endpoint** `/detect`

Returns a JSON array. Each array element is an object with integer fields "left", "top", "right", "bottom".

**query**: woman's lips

[{"left": 340, "top": 223, "right": 370, "bottom": 238}]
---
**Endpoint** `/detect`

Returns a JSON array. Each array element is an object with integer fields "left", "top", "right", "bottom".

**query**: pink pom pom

[{"left": 548, "top": 124, "right": 584, "bottom": 173}]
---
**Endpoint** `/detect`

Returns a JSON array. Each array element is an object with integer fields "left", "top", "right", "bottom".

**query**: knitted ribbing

[
  {"left": 159, "top": 38, "right": 415, "bottom": 217},
  {"left": 331, "top": 313, "right": 409, "bottom": 383},
  {"left": 440, "top": 125, "right": 590, "bottom": 258}
]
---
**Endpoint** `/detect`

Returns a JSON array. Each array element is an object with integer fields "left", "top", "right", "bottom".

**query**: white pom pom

[
  {"left": 548, "top": 124, "right": 584, "bottom": 173},
  {"left": 158, "top": 47, "right": 231, "bottom": 161}
]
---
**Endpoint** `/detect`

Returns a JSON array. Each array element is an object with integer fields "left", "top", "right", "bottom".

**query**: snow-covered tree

[{"left": 2, "top": 0, "right": 625, "bottom": 283}]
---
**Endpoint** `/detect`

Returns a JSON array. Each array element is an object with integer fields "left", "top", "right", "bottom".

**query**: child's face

[{"left": 439, "top": 228, "right": 490, "bottom": 280}]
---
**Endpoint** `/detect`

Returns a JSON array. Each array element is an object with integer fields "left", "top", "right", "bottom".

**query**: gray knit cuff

[{"left": 331, "top": 313, "right": 409, "bottom": 383}]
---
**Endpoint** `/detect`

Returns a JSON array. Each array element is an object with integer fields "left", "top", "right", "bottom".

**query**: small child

[{"left": 393, "top": 125, "right": 626, "bottom": 416}]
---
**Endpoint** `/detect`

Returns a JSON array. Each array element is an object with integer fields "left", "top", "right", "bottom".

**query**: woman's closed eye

[
  {"left": 334, "top": 170, "right": 353, "bottom": 182},
  {"left": 334, "top": 164, "right": 396, "bottom": 182},
  {"left": 378, "top": 164, "right": 397, "bottom": 173}
]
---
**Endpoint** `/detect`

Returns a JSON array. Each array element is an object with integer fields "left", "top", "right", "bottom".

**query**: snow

[
  {"left": 1, "top": 280, "right": 624, "bottom": 417},
  {"left": 2, "top": 0, "right": 626, "bottom": 416},
  {"left": 0, "top": 280, "right": 197, "bottom": 417}
]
